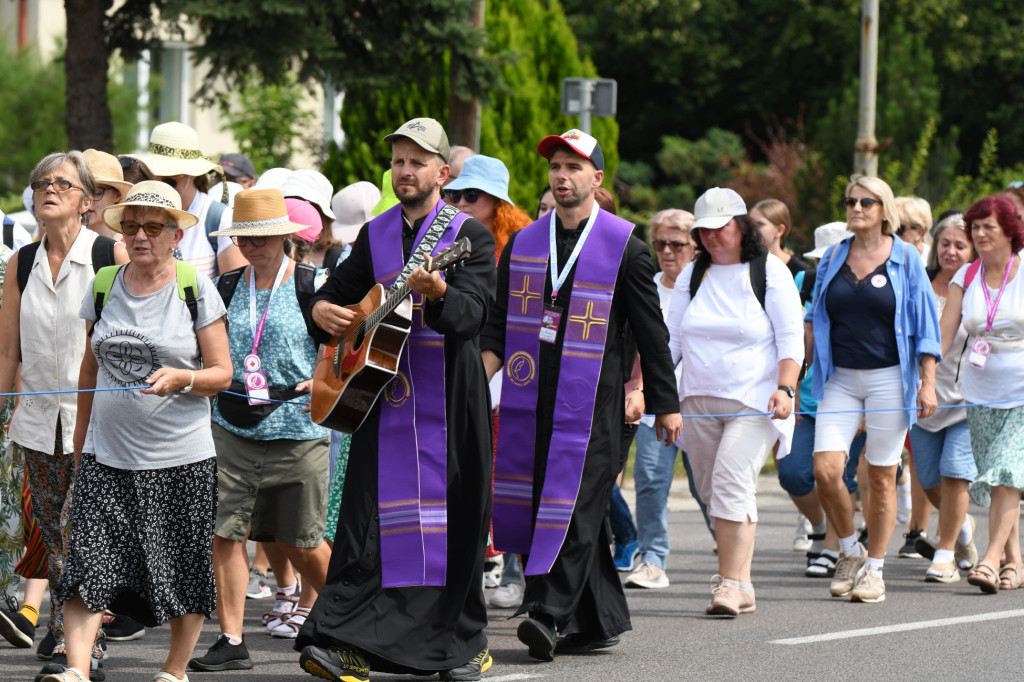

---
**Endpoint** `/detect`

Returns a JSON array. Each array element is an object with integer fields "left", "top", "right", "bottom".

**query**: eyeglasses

[
  {"left": 231, "top": 235, "right": 267, "bottom": 247},
  {"left": 653, "top": 239, "right": 693, "bottom": 253},
  {"left": 843, "top": 197, "right": 882, "bottom": 209},
  {"left": 897, "top": 223, "right": 923, "bottom": 235},
  {"left": 31, "top": 179, "right": 83, "bottom": 193},
  {"left": 445, "top": 188, "right": 482, "bottom": 204},
  {"left": 120, "top": 221, "right": 175, "bottom": 237},
  {"left": 93, "top": 186, "right": 115, "bottom": 201}
]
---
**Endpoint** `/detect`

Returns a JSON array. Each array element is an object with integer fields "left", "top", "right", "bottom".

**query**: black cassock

[
  {"left": 296, "top": 214, "right": 496, "bottom": 674},
  {"left": 480, "top": 219, "right": 677, "bottom": 640}
]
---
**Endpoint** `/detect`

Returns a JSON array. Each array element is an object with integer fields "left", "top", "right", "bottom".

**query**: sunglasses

[
  {"left": 231, "top": 235, "right": 268, "bottom": 247},
  {"left": 653, "top": 239, "right": 693, "bottom": 253},
  {"left": 843, "top": 197, "right": 882, "bottom": 209},
  {"left": 31, "top": 179, "right": 83, "bottom": 193},
  {"left": 120, "top": 221, "right": 175, "bottom": 237},
  {"left": 445, "top": 188, "right": 483, "bottom": 204}
]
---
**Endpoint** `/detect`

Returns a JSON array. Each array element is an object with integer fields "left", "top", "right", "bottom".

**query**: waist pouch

[{"left": 217, "top": 380, "right": 303, "bottom": 428}]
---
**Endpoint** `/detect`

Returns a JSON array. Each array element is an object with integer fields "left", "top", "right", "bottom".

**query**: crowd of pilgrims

[{"left": 0, "top": 117, "right": 1023, "bottom": 682}]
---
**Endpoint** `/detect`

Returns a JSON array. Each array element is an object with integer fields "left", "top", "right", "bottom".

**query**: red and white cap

[{"left": 537, "top": 129, "right": 605, "bottom": 170}]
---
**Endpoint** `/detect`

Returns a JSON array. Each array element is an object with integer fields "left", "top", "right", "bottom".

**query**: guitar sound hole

[{"left": 352, "top": 328, "right": 365, "bottom": 351}]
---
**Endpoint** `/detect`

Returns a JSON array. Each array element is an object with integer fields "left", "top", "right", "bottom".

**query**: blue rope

[{"left": 0, "top": 386, "right": 311, "bottom": 407}]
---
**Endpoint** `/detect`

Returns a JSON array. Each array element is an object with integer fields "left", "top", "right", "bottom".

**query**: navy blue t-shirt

[{"left": 826, "top": 261, "right": 901, "bottom": 369}]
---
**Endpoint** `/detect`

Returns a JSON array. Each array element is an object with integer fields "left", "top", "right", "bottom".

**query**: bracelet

[
  {"left": 633, "top": 387, "right": 643, "bottom": 393},
  {"left": 179, "top": 370, "right": 196, "bottom": 394}
]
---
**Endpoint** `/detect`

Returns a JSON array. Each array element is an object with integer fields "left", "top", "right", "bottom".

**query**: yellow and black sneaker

[
  {"left": 439, "top": 648, "right": 493, "bottom": 681},
  {"left": 299, "top": 644, "right": 370, "bottom": 682}
]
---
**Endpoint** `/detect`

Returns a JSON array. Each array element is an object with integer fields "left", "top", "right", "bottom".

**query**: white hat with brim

[
  {"left": 209, "top": 188, "right": 307, "bottom": 237},
  {"left": 280, "top": 169, "right": 336, "bottom": 221},
  {"left": 331, "top": 181, "right": 381, "bottom": 244},
  {"left": 692, "top": 187, "right": 747, "bottom": 230},
  {"left": 124, "top": 121, "right": 221, "bottom": 178},
  {"left": 804, "top": 222, "right": 851, "bottom": 259},
  {"left": 103, "top": 181, "right": 199, "bottom": 232}
]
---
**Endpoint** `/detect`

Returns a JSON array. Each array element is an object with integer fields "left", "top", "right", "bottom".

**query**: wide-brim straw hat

[
  {"left": 83, "top": 149, "right": 133, "bottom": 194},
  {"left": 102, "top": 180, "right": 199, "bottom": 232},
  {"left": 209, "top": 188, "right": 307, "bottom": 237},
  {"left": 124, "top": 121, "right": 221, "bottom": 178}
]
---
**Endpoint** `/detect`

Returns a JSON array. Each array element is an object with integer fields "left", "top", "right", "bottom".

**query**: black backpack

[
  {"left": 215, "top": 263, "right": 325, "bottom": 344},
  {"left": 689, "top": 250, "right": 768, "bottom": 310},
  {"left": 17, "top": 235, "right": 117, "bottom": 294}
]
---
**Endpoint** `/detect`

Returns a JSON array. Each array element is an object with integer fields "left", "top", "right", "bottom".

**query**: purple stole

[
  {"left": 368, "top": 200, "right": 468, "bottom": 587},
  {"left": 493, "top": 210, "right": 634, "bottom": 575}
]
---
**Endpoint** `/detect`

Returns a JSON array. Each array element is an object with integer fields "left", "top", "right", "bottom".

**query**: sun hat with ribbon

[
  {"left": 209, "top": 189, "right": 308, "bottom": 237},
  {"left": 83, "top": 149, "right": 133, "bottom": 194},
  {"left": 125, "top": 122, "right": 221, "bottom": 178},
  {"left": 102, "top": 180, "right": 199, "bottom": 232}
]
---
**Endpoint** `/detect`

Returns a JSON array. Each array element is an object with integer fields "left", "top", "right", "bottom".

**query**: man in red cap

[{"left": 481, "top": 129, "right": 681, "bottom": 661}]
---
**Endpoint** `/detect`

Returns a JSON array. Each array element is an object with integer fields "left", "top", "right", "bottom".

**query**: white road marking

[
  {"left": 771, "top": 609, "right": 1024, "bottom": 645},
  {"left": 484, "top": 675, "right": 546, "bottom": 681}
]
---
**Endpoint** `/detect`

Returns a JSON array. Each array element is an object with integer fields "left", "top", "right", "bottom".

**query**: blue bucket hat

[{"left": 444, "top": 155, "right": 513, "bottom": 205}]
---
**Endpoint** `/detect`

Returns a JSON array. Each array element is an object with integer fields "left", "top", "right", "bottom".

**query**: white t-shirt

[
  {"left": 177, "top": 191, "right": 234, "bottom": 279},
  {"left": 667, "top": 254, "right": 805, "bottom": 455},
  {"left": 80, "top": 268, "right": 226, "bottom": 470},
  {"left": 952, "top": 252, "right": 1024, "bottom": 408}
]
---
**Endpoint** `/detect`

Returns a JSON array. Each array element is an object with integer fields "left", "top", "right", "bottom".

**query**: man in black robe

[
  {"left": 481, "top": 130, "right": 682, "bottom": 661},
  {"left": 297, "top": 118, "right": 496, "bottom": 682}
]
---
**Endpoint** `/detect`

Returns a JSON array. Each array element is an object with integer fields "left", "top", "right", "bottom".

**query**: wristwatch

[{"left": 777, "top": 385, "right": 795, "bottom": 398}]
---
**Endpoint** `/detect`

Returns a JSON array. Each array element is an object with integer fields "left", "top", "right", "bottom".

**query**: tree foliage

[{"left": 218, "top": 75, "right": 316, "bottom": 171}]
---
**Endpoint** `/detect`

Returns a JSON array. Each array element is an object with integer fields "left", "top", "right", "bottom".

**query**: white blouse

[{"left": 666, "top": 254, "right": 805, "bottom": 454}]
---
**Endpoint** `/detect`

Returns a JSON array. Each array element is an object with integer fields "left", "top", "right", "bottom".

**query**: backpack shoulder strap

[
  {"left": 799, "top": 268, "right": 817, "bottom": 304},
  {"left": 92, "top": 264, "right": 125, "bottom": 322},
  {"left": 175, "top": 260, "right": 200, "bottom": 323},
  {"left": 750, "top": 250, "right": 768, "bottom": 311},
  {"left": 293, "top": 262, "right": 325, "bottom": 343},
  {"left": 216, "top": 266, "right": 245, "bottom": 309},
  {"left": 963, "top": 259, "right": 982, "bottom": 289},
  {"left": 205, "top": 200, "right": 227, "bottom": 252},
  {"left": 91, "top": 235, "right": 117, "bottom": 272},
  {"left": 322, "top": 244, "right": 344, "bottom": 274},
  {"left": 17, "top": 241, "right": 41, "bottom": 293},
  {"left": 688, "top": 258, "right": 709, "bottom": 300},
  {"left": 2, "top": 217, "right": 13, "bottom": 249}
]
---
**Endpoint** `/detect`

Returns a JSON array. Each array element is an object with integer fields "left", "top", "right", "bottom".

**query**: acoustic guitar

[{"left": 310, "top": 237, "right": 472, "bottom": 433}]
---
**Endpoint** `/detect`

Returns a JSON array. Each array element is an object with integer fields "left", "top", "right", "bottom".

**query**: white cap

[
  {"left": 280, "top": 169, "right": 336, "bottom": 221},
  {"left": 692, "top": 187, "right": 747, "bottom": 230},
  {"left": 804, "top": 222, "right": 850, "bottom": 259},
  {"left": 254, "top": 167, "right": 293, "bottom": 191}
]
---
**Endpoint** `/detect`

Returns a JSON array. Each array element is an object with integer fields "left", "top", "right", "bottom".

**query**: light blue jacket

[{"left": 805, "top": 236, "right": 941, "bottom": 426}]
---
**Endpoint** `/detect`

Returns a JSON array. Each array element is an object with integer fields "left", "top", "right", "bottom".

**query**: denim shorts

[{"left": 909, "top": 420, "right": 976, "bottom": 490}]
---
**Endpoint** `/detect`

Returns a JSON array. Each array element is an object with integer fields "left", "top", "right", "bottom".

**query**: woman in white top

[
  {"left": 667, "top": 188, "right": 804, "bottom": 617},
  {"left": 939, "top": 194, "right": 1024, "bottom": 593},
  {"left": 0, "top": 151, "right": 128, "bottom": 677}
]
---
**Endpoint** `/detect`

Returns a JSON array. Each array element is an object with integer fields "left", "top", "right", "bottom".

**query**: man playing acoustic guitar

[{"left": 298, "top": 118, "right": 497, "bottom": 682}]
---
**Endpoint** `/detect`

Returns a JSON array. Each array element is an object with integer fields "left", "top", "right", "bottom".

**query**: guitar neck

[{"left": 364, "top": 282, "right": 413, "bottom": 331}]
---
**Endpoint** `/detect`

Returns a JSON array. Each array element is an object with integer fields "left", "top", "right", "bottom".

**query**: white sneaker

[
  {"left": 488, "top": 582, "right": 524, "bottom": 609},
  {"left": 624, "top": 562, "right": 669, "bottom": 589},
  {"left": 793, "top": 514, "right": 812, "bottom": 552}
]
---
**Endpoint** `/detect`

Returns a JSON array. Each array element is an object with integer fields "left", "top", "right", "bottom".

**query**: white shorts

[
  {"left": 813, "top": 366, "right": 908, "bottom": 467},
  {"left": 682, "top": 396, "right": 778, "bottom": 524}
]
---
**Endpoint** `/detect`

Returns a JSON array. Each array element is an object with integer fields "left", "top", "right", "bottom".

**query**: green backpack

[{"left": 92, "top": 261, "right": 200, "bottom": 323}]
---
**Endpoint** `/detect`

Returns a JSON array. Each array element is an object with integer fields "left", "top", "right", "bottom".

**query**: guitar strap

[{"left": 389, "top": 203, "right": 461, "bottom": 293}]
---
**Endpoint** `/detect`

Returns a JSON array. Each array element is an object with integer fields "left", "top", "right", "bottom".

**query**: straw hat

[
  {"left": 83, "top": 149, "right": 133, "bottom": 193},
  {"left": 209, "top": 189, "right": 307, "bottom": 237},
  {"left": 102, "top": 180, "right": 199, "bottom": 232},
  {"left": 124, "top": 122, "right": 221, "bottom": 178}
]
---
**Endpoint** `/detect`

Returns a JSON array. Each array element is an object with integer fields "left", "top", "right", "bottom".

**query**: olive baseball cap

[{"left": 383, "top": 118, "right": 451, "bottom": 163}]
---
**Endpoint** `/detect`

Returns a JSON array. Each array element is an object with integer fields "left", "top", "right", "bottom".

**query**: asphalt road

[{"left": 1, "top": 478, "right": 1020, "bottom": 681}]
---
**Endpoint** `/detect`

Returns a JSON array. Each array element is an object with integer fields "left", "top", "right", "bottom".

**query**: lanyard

[
  {"left": 981, "top": 254, "right": 1015, "bottom": 332},
  {"left": 248, "top": 255, "right": 290, "bottom": 355},
  {"left": 549, "top": 201, "right": 600, "bottom": 299}
]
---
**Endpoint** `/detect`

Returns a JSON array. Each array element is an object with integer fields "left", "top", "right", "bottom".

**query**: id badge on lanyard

[
  {"left": 543, "top": 203, "right": 599, "bottom": 344},
  {"left": 971, "top": 256, "right": 1016, "bottom": 370},
  {"left": 246, "top": 256, "right": 289, "bottom": 404}
]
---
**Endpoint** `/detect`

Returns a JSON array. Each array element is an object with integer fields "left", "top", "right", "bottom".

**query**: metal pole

[
  {"left": 853, "top": 0, "right": 879, "bottom": 177},
  {"left": 579, "top": 79, "right": 594, "bottom": 135}
]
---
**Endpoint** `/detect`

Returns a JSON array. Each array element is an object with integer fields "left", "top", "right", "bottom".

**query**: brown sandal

[
  {"left": 999, "top": 563, "right": 1023, "bottom": 590},
  {"left": 967, "top": 560, "right": 1000, "bottom": 594}
]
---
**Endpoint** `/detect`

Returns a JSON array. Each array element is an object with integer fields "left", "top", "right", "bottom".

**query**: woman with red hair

[
  {"left": 939, "top": 194, "right": 1024, "bottom": 593},
  {"left": 443, "top": 155, "right": 531, "bottom": 259}
]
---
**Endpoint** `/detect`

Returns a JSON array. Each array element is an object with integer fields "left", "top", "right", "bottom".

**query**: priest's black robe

[
  {"left": 480, "top": 216, "right": 677, "bottom": 641},
  {"left": 296, "top": 213, "right": 496, "bottom": 674}
]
